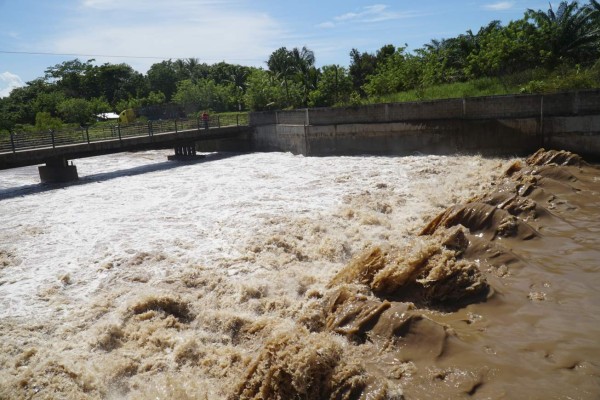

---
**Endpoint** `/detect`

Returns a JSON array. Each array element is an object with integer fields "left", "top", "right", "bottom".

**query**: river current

[{"left": 0, "top": 150, "right": 598, "bottom": 399}]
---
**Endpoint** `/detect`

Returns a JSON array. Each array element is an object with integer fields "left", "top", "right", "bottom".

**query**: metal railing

[{"left": 0, "top": 113, "right": 249, "bottom": 154}]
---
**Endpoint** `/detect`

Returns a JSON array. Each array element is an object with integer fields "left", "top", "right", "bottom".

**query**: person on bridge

[{"left": 202, "top": 112, "right": 209, "bottom": 130}]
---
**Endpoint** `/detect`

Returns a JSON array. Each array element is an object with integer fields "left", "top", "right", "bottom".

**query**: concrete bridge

[{"left": 0, "top": 117, "right": 251, "bottom": 182}]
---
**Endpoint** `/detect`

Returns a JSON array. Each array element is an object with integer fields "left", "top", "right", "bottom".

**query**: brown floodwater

[
  {"left": 1, "top": 149, "right": 599, "bottom": 399},
  {"left": 235, "top": 149, "right": 600, "bottom": 399}
]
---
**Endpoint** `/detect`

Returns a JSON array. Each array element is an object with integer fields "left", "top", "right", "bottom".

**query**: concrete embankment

[{"left": 248, "top": 90, "right": 600, "bottom": 159}]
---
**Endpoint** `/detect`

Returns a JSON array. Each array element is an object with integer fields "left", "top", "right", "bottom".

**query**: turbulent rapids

[{"left": 0, "top": 149, "right": 599, "bottom": 399}]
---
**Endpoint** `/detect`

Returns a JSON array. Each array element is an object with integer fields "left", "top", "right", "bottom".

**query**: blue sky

[{"left": 1, "top": 0, "right": 555, "bottom": 97}]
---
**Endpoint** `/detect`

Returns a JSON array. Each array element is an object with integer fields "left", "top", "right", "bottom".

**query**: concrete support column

[
  {"left": 168, "top": 143, "right": 204, "bottom": 161},
  {"left": 38, "top": 157, "right": 78, "bottom": 183}
]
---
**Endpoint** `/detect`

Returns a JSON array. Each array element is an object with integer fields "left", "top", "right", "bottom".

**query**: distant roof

[{"left": 97, "top": 112, "right": 120, "bottom": 119}]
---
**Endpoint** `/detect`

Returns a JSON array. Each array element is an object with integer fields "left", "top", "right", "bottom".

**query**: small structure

[
  {"left": 167, "top": 143, "right": 205, "bottom": 161},
  {"left": 96, "top": 112, "right": 120, "bottom": 121},
  {"left": 38, "top": 157, "right": 78, "bottom": 183},
  {"left": 119, "top": 109, "right": 136, "bottom": 124}
]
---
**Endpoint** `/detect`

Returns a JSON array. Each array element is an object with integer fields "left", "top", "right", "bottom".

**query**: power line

[
  {"left": 0, "top": 49, "right": 264, "bottom": 62},
  {"left": 0, "top": 50, "right": 168, "bottom": 59}
]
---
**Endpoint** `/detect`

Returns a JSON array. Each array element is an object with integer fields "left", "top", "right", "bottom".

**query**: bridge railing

[
  {"left": 0, "top": 114, "right": 249, "bottom": 154},
  {"left": 0, "top": 135, "right": 12, "bottom": 153}
]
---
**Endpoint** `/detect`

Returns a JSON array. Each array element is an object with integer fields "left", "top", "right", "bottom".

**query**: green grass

[
  {"left": 365, "top": 64, "right": 600, "bottom": 105},
  {"left": 370, "top": 77, "right": 518, "bottom": 104}
]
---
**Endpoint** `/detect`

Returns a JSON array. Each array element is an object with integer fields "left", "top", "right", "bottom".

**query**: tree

[
  {"left": 308, "top": 65, "right": 353, "bottom": 107},
  {"left": 44, "top": 59, "right": 95, "bottom": 98},
  {"left": 142, "top": 91, "right": 166, "bottom": 106},
  {"left": 0, "top": 96, "right": 18, "bottom": 132},
  {"left": 526, "top": 1, "right": 600, "bottom": 67},
  {"left": 267, "top": 46, "right": 317, "bottom": 107},
  {"left": 225, "top": 65, "right": 251, "bottom": 111},
  {"left": 347, "top": 44, "right": 398, "bottom": 97},
  {"left": 172, "top": 79, "right": 236, "bottom": 113},
  {"left": 290, "top": 46, "right": 316, "bottom": 106},
  {"left": 363, "top": 48, "right": 421, "bottom": 97},
  {"left": 147, "top": 60, "right": 178, "bottom": 101},
  {"left": 32, "top": 90, "right": 65, "bottom": 117},
  {"left": 3, "top": 79, "right": 50, "bottom": 126},
  {"left": 466, "top": 18, "right": 540, "bottom": 78},
  {"left": 348, "top": 48, "right": 378, "bottom": 96},
  {"left": 87, "top": 63, "right": 146, "bottom": 106},
  {"left": 191, "top": 62, "right": 212, "bottom": 82},
  {"left": 267, "top": 47, "right": 295, "bottom": 106},
  {"left": 173, "top": 59, "right": 190, "bottom": 81},
  {"left": 376, "top": 44, "right": 396, "bottom": 64},
  {"left": 172, "top": 79, "right": 203, "bottom": 114},
  {"left": 197, "top": 79, "right": 235, "bottom": 112},
  {"left": 57, "top": 98, "right": 93, "bottom": 125},
  {"left": 244, "top": 69, "right": 286, "bottom": 111},
  {"left": 34, "top": 112, "right": 63, "bottom": 131},
  {"left": 88, "top": 97, "right": 111, "bottom": 115}
]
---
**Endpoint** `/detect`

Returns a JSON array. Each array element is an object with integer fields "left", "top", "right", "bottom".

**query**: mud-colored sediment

[
  {"left": 236, "top": 149, "right": 600, "bottom": 399},
  {"left": 1, "top": 150, "right": 599, "bottom": 399}
]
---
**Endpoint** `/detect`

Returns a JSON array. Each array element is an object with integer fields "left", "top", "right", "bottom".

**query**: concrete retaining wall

[
  {"left": 543, "top": 115, "right": 600, "bottom": 159},
  {"left": 249, "top": 90, "right": 600, "bottom": 158},
  {"left": 196, "top": 130, "right": 253, "bottom": 153},
  {"left": 305, "top": 118, "right": 541, "bottom": 157},
  {"left": 252, "top": 124, "right": 307, "bottom": 154}
]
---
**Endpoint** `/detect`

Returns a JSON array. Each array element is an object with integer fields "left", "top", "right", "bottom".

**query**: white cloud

[
  {"left": 482, "top": 1, "right": 515, "bottom": 11},
  {"left": 317, "top": 21, "right": 335, "bottom": 29},
  {"left": 0, "top": 72, "right": 24, "bottom": 98},
  {"left": 80, "top": 0, "right": 116, "bottom": 9},
  {"left": 335, "top": 12, "right": 360, "bottom": 22},
  {"left": 320, "top": 4, "right": 421, "bottom": 29},
  {"left": 40, "top": 1, "right": 287, "bottom": 72},
  {"left": 79, "top": 0, "right": 233, "bottom": 14}
]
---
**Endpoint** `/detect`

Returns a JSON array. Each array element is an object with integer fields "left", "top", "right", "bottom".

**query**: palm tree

[
  {"left": 267, "top": 46, "right": 317, "bottom": 107},
  {"left": 173, "top": 59, "right": 189, "bottom": 81},
  {"left": 226, "top": 66, "right": 249, "bottom": 111},
  {"left": 267, "top": 47, "right": 294, "bottom": 106},
  {"left": 185, "top": 58, "right": 199, "bottom": 80},
  {"left": 587, "top": 1, "right": 600, "bottom": 28},
  {"left": 290, "top": 46, "right": 316, "bottom": 106},
  {"left": 527, "top": 1, "right": 600, "bottom": 65}
]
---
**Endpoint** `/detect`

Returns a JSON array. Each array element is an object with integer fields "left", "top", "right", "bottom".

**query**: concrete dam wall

[{"left": 248, "top": 90, "right": 600, "bottom": 159}]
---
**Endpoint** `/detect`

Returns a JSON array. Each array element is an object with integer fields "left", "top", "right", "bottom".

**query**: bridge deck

[{"left": 0, "top": 122, "right": 248, "bottom": 170}]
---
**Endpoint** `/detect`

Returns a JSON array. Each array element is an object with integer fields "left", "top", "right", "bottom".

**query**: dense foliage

[{"left": 1, "top": 1, "right": 599, "bottom": 133}]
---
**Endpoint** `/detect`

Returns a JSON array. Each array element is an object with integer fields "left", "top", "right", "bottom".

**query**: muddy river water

[{"left": 0, "top": 149, "right": 598, "bottom": 399}]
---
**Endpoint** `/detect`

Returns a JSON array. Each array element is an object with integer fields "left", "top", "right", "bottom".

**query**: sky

[{"left": 0, "top": 0, "right": 557, "bottom": 97}]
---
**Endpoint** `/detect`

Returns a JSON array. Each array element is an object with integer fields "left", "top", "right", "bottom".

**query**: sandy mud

[{"left": 0, "top": 150, "right": 599, "bottom": 399}]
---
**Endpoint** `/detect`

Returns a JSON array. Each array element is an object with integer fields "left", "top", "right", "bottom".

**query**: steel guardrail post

[
  {"left": 217, "top": 115, "right": 220, "bottom": 128},
  {"left": 117, "top": 124, "right": 122, "bottom": 141},
  {"left": 86, "top": 127, "right": 90, "bottom": 144},
  {"left": 51, "top": 130, "right": 55, "bottom": 148},
  {"left": 175, "top": 118, "right": 178, "bottom": 133},
  {"left": 237, "top": 114, "right": 239, "bottom": 126},
  {"left": 9, "top": 131, "right": 16, "bottom": 153}
]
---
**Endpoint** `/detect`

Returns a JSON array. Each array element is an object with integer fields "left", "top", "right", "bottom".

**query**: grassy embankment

[{"left": 365, "top": 64, "right": 600, "bottom": 104}]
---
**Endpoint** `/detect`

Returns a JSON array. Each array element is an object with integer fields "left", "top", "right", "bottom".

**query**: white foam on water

[
  {"left": 0, "top": 150, "right": 516, "bottom": 399},
  {"left": 0, "top": 150, "right": 501, "bottom": 321}
]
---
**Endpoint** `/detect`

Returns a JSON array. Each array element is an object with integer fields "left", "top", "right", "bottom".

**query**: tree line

[{"left": 1, "top": 0, "right": 599, "bottom": 133}]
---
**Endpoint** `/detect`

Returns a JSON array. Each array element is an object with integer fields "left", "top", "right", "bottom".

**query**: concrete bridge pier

[
  {"left": 38, "top": 157, "right": 78, "bottom": 183},
  {"left": 167, "top": 143, "right": 204, "bottom": 161}
]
